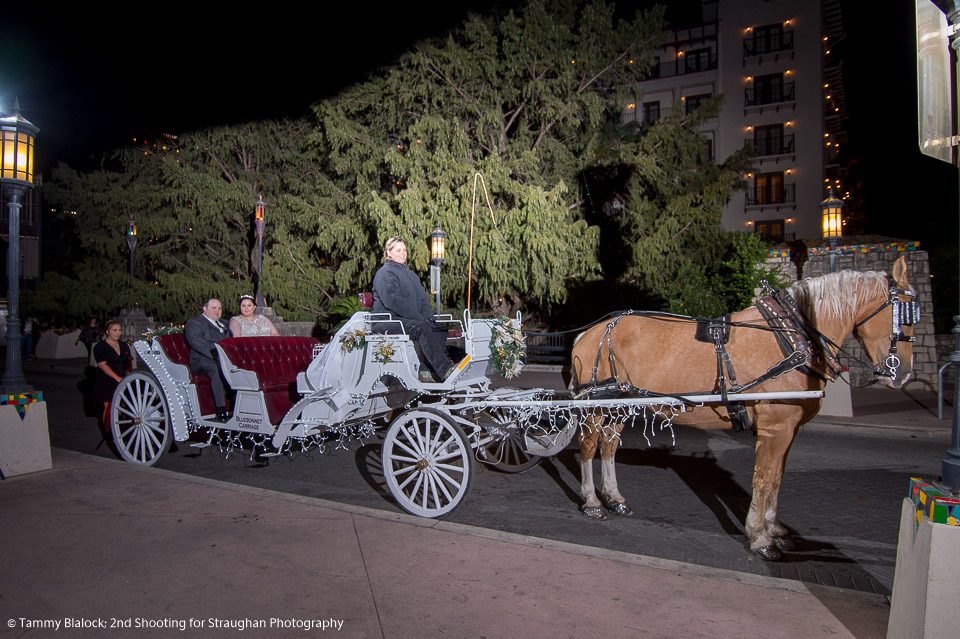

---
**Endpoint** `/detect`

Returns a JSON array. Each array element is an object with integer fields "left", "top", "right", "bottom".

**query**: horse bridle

[{"left": 852, "top": 277, "right": 920, "bottom": 379}]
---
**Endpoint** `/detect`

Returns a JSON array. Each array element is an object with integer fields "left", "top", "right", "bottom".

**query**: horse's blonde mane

[{"left": 786, "top": 270, "right": 888, "bottom": 327}]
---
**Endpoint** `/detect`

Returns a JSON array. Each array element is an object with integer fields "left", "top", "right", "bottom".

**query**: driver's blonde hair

[{"left": 382, "top": 236, "right": 405, "bottom": 262}]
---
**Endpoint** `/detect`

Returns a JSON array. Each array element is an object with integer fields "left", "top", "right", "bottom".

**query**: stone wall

[{"left": 765, "top": 249, "right": 937, "bottom": 387}]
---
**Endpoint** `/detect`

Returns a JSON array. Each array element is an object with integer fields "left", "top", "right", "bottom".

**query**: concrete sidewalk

[{"left": 1, "top": 448, "right": 888, "bottom": 639}]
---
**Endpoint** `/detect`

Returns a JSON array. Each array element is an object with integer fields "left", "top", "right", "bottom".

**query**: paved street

[{"left": 26, "top": 358, "right": 951, "bottom": 597}]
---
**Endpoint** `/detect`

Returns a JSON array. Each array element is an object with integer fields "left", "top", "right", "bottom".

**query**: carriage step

[
  {"left": 190, "top": 442, "right": 212, "bottom": 449},
  {"left": 258, "top": 452, "right": 283, "bottom": 458}
]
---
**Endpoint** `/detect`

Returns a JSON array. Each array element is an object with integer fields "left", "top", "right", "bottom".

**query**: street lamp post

[
  {"left": 126, "top": 216, "right": 137, "bottom": 277},
  {"left": 821, "top": 188, "right": 843, "bottom": 273},
  {"left": 0, "top": 100, "right": 38, "bottom": 392},
  {"left": 430, "top": 226, "right": 446, "bottom": 314},
  {"left": 254, "top": 194, "right": 265, "bottom": 307}
]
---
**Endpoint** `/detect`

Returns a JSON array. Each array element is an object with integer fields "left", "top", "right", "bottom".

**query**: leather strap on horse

[{"left": 755, "top": 292, "right": 842, "bottom": 382}]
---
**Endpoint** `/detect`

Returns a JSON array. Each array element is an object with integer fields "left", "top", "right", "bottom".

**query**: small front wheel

[
  {"left": 382, "top": 409, "right": 473, "bottom": 518},
  {"left": 110, "top": 371, "right": 173, "bottom": 467}
]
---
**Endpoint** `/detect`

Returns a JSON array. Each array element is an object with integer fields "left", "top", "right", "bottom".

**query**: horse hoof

[
  {"left": 752, "top": 545, "right": 783, "bottom": 562},
  {"left": 604, "top": 502, "right": 633, "bottom": 516},
  {"left": 773, "top": 536, "right": 795, "bottom": 551},
  {"left": 581, "top": 506, "right": 607, "bottom": 521}
]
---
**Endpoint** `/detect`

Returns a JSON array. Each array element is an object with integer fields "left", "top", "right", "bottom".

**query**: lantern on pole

[
  {"left": 0, "top": 99, "right": 38, "bottom": 391},
  {"left": 821, "top": 188, "right": 843, "bottom": 273},
  {"left": 255, "top": 194, "right": 266, "bottom": 307},
  {"left": 126, "top": 216, "right": 137, "bottom": 277},
  {"left": 430, "top": 226, "right": 446, "bottom": 313}
]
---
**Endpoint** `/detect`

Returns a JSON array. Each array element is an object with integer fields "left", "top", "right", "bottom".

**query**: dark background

[{"left": 1, "top": 1, "right": 957, "bottom": 324}]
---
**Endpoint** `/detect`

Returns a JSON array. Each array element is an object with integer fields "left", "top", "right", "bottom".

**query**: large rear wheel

[
  {"left": 476, "top": 411, "right": 542, "bottom": 473},
  {"left": 382, "top": 409, "right": 473, "bottom": 518},
  {"left": 110, "top": 371, "right": 172, "bottom": 466}
]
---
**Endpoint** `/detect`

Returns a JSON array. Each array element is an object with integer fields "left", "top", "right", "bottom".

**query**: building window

[
  {"left": 746, "top": 73, "right": 794, "bottom": 107},
  {"left": 684, "top": 47, "right": 713, "bottom": 73},
  {"left": 701, "top": 135, "right": 714, "bottom": 164},
  {"left": 752, "top": 123, "right": 794, "bottom": 156},
  {"left": 754, "top": 171, "right": 784, "bottom": 204},
  {"left": 643, "top": 101, "right": 660, "bottom": 126},
  {"left": 685, "top": 93, "right": 711, "bottom": 115},
  {"left": 744, "top": 23, "right": 794, "bottom": 56},
  {"left": 641, "top": 56, "right": 661, "bottom": 80},
  {"left": 754, "top": 219, "right": 785, "bottom": 242}
]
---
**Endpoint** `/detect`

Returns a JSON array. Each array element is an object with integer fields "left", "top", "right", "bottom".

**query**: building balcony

[
  {"left": 743, "top": 30, "right": 794, "bottom": 57},
  {"left": 745, "top": 182, "right": 796, "bottom": 208},
  {"left": 745, "top": 83, "right": 795, "bottom": 108},
  {"left": 640, "top": 57, "right": 718, "bottom": 81},
  {"left": 745, "top": 134, "right": 795, "bottom": 158}
]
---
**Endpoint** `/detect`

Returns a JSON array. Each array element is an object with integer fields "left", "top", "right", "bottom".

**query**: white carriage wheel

[
  {"left": 476, "top": 411, "right": 542, "bottom": 474},
  {"left": 382, "top": 409, "right": 473, "bottom": 518},
  {"left": 110, "top": 371, "right": 172, "bottom": 467}
]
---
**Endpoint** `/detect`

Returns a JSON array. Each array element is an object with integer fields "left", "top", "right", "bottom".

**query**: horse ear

[{"left": 892, "top": 255, "right": 909, "bottom": 287}]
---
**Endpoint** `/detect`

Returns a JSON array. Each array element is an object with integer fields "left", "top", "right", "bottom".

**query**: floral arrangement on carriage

[
  {"left": 142, "top": 324, "right": 184, "bottom": 341},
  {"left": 489, "top": 316, "right": 525, "bottom": 379}
]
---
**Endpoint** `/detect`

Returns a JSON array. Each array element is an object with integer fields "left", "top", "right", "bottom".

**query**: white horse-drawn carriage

[{"left": 112, "top": 309, "right": 563, "bottom": 517}]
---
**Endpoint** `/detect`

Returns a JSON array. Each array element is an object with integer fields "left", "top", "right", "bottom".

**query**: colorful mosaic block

[
  {"left": 0, "top": 391, "right": 44, "bottom": 420},
  {"left": 909, "top": 477, "right": 960, "bottom": 527},
  {"left": 765, "top": 237, "right": 920, "bottom": 259}
]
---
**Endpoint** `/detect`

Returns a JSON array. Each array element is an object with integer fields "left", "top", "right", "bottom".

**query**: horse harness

[
  {"left": 851, "top": 276, "right": 920, "bottom": 380},
  {"left": 576, "top": 278, "right": 920, "bottom": 433}
]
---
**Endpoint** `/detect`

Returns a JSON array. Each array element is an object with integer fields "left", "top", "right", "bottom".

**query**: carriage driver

[
  {"left": 372, "top": 236, "right": 456, "bottom": 381},
  {"left": 184, "top": 298, "right": 233, "bottom": 421}
]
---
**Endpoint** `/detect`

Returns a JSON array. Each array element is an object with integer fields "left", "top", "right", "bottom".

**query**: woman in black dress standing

[{"left": 93, "top": 320, "right": 132, "bottom": 439}]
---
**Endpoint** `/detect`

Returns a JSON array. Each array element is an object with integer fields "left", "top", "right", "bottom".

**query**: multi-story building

[{"left": 625, "top": 0, "right": 846, "bottom": 242}]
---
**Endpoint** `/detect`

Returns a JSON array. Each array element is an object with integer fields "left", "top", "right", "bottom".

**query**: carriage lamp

[
  {"left": 126, "top": 216, "right": 137, "bottom": 278},
  {"left": 0, "top": 99, "right": 38, "bottom": 391},
  {"left": 821, "top": 188, "right": 843, "bottom": 273},
  {"left": 254, "top": 194, "right": 266, "bottom": 307},
  {"left": 430, "top": 225, "right": 446, "bottom": 313}
]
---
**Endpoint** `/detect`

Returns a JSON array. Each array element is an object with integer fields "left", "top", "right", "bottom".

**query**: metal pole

[
  {"left": 128, "top": 249, "right": 134, "bottom": 277},
  {"left": 943, "top": 5, "right": 960, "bottom": 491},
  {"left": 256, "top": 231, "right": 263, "bottom": 307},
  {"left": 1, "top": 185, "right": 31, "bottom": 391}
]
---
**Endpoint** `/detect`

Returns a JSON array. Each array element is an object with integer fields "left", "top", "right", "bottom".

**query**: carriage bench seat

[
  {"left": 216, "top": 337, "right": 320, "bottom": 425},
  {"left": 155, "top": 332, "right": 218, "bottom": 417},
  {"left": 357, "top": 292, "right": 462, "bottom": 338}
]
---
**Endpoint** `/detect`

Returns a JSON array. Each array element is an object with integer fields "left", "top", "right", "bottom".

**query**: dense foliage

[{"left": 35, "top": 1, "right": 768, "bottom": 326}]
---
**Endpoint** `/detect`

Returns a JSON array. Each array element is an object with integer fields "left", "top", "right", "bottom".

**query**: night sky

[{"left": 0, "top": 1, "right": 956, "bottom": 249}]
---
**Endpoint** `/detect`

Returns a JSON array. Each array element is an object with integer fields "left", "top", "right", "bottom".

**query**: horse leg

[
  {"left": 745, "top": 421, "right": 800, "bottom": 561},
  {"left": 578, "top": 415, "right": 606, "bottom": 520},
  {"left": 598, "top": 421, "right": 632, "bottom": 516}
]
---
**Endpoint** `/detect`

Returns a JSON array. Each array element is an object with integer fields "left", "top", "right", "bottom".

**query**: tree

[
  {"left": 311, "top": 0, "right": 668, "bottom": 316},
  {"left": 39, "top": 120, "right": 329, "bottom": 322}
]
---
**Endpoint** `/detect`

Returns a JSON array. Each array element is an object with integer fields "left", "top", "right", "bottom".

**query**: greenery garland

[
  {"left": 489, "top": 316, "right": 526, "bottom": 379},
  {"left": 143, "top": 325, "right": 184, "bottom": 341}
]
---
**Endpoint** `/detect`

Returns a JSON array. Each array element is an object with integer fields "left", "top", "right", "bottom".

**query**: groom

[{"left": 184, "top": 298, "right": 232, "bottom": 421}]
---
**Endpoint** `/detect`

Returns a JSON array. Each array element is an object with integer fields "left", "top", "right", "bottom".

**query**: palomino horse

[{"left": 570, "top": 257, "right": 917, "bottom": 560}]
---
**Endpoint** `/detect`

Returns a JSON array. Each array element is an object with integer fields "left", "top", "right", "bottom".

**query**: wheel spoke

[
  {"left": 426, "top": 472, "right": 443, "bottom": 509},
  {"left": 397, "top": 468, "right": 418, "bottom": 490},
  {"left": 430, "top": 470, "right": 456, "bottom": 503},
  {"left": 391, "top": 436, "right": 421, "bottom": 460}
]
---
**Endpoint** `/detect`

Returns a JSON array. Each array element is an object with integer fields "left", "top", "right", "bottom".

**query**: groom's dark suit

[{"left": 184, "top": 313, "right": 232, "bottom": 410}]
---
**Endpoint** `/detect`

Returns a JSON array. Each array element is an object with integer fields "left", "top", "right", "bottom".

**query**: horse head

[{"left": 852, "top": 256, "right": 917, "bottom": 388}]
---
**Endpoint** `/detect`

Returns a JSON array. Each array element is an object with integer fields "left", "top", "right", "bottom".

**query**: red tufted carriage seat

[
  {"left": 155, "top": 333, "right": 218, "bottom": 417},
  {"left": 154, "top": 333, "right": 319, "bottom": 424},
  {"left": 216, "top": 336, "right": 320, "bottom": 425}
]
